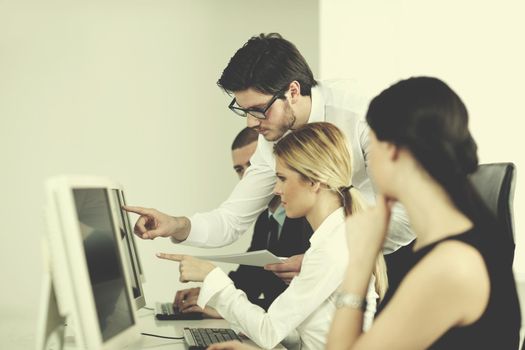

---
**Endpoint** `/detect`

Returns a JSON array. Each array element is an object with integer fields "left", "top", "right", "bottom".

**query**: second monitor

[{"left": 107, "top": 187, "right": 146, "bottom": 310}]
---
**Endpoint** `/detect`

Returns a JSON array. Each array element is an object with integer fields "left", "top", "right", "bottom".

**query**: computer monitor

[
  {"left": 120, "top": 190, "right": 145, "bottom": 281},
  {"left": 107, "top": 186, "right": 146, "bottom": 309},
  {"left": 37, "top": 175, "right": 140, "bottom": 350}
]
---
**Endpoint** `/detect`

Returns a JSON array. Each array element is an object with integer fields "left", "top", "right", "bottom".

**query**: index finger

[
  {"left": 122, "top": 205, "right": 151, "bottom": 216},
  {"left": 156, "top": 253, "right": 185, "bottom": 262},
  {"left": 273, "top": 271, "right": 297, "bottom": 280}
]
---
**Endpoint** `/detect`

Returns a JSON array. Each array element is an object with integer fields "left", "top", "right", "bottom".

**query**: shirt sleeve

[
  {"left": 183, "top": 138, "right": 276, "bottom": 247},
  {"left": 198, "top": 246, "right": 347, "bottom": 349},
  {"left": 358, "top": 119, "right": 371, "bottom": 165},
  {"left": 357, "top": 121, "right": 415, "bottom": 254},
  {"left": 363, "top": 276, "right": 378, "bottom": 331}
]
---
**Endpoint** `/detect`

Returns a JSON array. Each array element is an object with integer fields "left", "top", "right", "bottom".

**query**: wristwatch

[{"left": 335, "top": 291, "right": 367, "bottom": 311}]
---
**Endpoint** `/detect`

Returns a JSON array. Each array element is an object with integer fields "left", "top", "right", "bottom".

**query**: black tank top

[{"left": 379, "top": 227, "right": 521, "bottom": 349}]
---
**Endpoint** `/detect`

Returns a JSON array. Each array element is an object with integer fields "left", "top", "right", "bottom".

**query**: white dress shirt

[
  {"left": 185, "top": 80, "right": 414, "bottom": 253},
  {"left": 196, "top": 208, "right": 378, "bottom": 350}
]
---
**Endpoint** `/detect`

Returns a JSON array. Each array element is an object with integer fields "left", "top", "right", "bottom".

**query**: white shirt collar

[
  {"left": 268, "top": 205, "right": 286, "bottom": 227},
  {"left": 308, "top": 84, "right": 326, "bottom": 123},
  {"left": 309, "top": 207, "right": 346, "bottom": 248},
  {"left": 267, "top": 83, "right": 325, "bottom": 145}
]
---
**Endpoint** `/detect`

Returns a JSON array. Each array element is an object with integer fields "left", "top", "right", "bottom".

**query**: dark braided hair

[{"left": 366, "top": 77, "right": 489, "bottom": 226}]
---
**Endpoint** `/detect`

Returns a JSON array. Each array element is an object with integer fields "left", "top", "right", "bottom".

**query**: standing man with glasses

[{"left": 125, "top": 33, "right": 415, "bottom": 286}]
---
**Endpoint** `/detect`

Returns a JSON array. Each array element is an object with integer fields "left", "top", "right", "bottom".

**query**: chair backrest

[{"left": 469, "top": 162, "right": 517, "bottom": 264}]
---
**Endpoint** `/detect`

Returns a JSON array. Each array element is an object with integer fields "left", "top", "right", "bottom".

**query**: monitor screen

[
  {"left": 120, "top": 191, "right": 144, "bottom": 279},
  {"left": 108, "top": 188, "right": 145, "bottom": 308},
  {"left": 73, "top": 188, "right": 135, "bottom": 341}
]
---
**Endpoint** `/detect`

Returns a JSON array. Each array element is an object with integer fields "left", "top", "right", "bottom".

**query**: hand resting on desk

[
  {"left": 157, "top": 253, "right": 224, "bottom": 317},
  {"left": 173, "top": 287, "right": 221, "bottom": 319}
]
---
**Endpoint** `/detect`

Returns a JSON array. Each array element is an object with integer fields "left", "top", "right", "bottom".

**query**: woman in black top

[{"left": 326, "top": 77, "right": 521, "bottom": 349}]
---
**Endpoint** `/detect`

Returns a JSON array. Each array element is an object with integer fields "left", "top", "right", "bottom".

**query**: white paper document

[{"left": 195, "top": 250, "right": 286, "bottom": 267}]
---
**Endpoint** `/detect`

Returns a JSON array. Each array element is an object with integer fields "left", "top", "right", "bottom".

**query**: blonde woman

[{"left": 157, "top": 122, "right": 386, "bottom": 350}]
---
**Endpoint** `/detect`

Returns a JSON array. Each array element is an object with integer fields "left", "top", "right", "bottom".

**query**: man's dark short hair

[
  {"left": 218, "top": 33, "right": 317, "bottom": 96},
  {"left": 231, "top": 127, "right": 258, "bottom": 151}
]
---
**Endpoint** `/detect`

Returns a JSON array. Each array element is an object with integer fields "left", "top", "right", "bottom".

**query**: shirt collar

[
  {"left": 268, "top": 205, "right": 286, "bottom": 227},
  {"left": 308, "top": 84, "right": 326, "bottom": 123},
  {"left": 267, "top": 83, "right": 325, "bottom": 146},
  {"left": 309, "top": 207, "right": 346, "bottom": 247}
]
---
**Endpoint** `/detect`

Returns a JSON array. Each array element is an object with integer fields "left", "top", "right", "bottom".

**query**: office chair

[{"left": 468, "top": 162, "right": 517, "bottom": 265}]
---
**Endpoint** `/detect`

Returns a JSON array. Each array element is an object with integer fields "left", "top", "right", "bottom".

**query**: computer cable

[{"left": 141, "top": 332, "right": 184, "bottom": 340}]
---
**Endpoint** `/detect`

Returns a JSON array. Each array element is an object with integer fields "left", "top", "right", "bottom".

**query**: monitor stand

[{"left": 36, "top": 273, "right": 67, "bottom": 350}]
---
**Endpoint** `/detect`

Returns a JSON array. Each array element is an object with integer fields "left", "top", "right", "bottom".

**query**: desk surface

[
  {"left": 131, "top": 309, "right": 236, "bottom": 349},
  {"left": 61, "top": 308, "right": 282, "bottom": 349}
]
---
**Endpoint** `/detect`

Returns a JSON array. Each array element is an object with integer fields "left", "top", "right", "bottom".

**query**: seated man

[{"left": 173, "top": 127, "right": 313, "bottom": 316}]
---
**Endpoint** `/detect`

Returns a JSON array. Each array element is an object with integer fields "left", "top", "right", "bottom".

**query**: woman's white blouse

[{"left": 197, "top": 208, "right": 378, "bottom": 350}]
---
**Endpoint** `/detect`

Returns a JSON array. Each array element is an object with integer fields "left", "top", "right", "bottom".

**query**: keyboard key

[{"left": 184, "top": 327, "right": 242, "bottom": 349}]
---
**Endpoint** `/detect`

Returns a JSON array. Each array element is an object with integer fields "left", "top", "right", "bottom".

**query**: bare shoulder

[
  {"left": 426, "top": 240, "right": 487, "bottom": 280},
  {"left": 353, "top": 239, "right": 491, "bottom": 349},
  {"left": 413, "top": 240, "right": 490, "bottom": 325}
]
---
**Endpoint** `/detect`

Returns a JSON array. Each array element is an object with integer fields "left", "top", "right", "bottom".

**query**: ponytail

[{"left": 340, "top": 186, "right": 389, "bottom": 301}]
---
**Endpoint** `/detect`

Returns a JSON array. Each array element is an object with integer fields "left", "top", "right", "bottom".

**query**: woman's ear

[
  {"left": 386, "top": 142, "right": 400, "bottom": 161},
  {"left": 310, "top": 181, "right": 321, "bottom": 193}
]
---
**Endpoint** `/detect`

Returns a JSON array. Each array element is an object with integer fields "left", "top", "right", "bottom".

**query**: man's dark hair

[
  {"left": 231, "top": 127, "right": 258, "bottom": 151},
  {"left": 218, "top": 33, "right": 317, "bottom": 96}
]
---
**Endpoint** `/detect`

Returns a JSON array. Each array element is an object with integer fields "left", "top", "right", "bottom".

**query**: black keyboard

[
  {"left": 183, "top": 327, "right": 242, "bottom": 350},
  {"left": 155, "top": 302, "right": 203, "bottom": 320}
]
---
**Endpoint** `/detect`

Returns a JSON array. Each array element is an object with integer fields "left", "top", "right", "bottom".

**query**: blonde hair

[{"left": 274, "top": 122, "right": 388, "bottom": 300}]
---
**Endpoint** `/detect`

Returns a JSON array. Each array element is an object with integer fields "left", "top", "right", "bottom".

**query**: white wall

[
  {"left": 0, "top": 1, "right": 319, "bottom": 348},
  {"left": 320, "top": 0, "right": 525, "bottom": 277}
]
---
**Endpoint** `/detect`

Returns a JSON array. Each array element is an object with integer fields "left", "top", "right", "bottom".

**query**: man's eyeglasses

[{"left": 228, "top": 91, "right": 284, "bottom": 120}]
